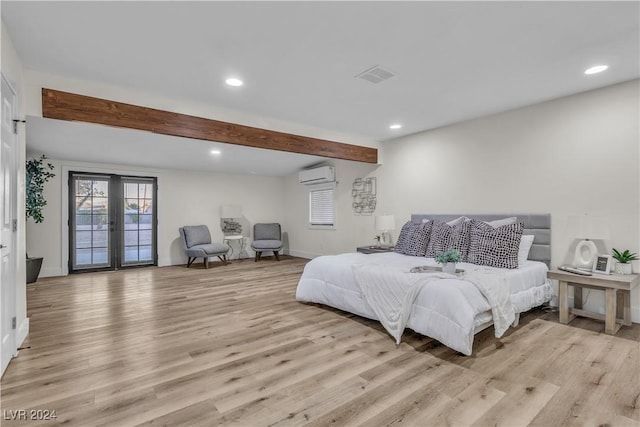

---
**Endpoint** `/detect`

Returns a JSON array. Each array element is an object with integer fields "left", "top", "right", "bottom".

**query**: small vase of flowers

[
  {"left": 612, "top": 248, "right": 638, "bottom": 275},
  {"left": 435, "top": 248, "right": 461, "bottom": 274}
]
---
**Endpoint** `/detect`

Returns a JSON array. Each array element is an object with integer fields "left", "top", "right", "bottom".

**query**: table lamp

[
  {"left": 566, "top": 214, "right": 610, "bottom": 270},
  {"left": 221, "top": 204, "right": 243, "bottom": 235},
  {"left": 375, "top": 215, "right": 395, "bottom": 248}
]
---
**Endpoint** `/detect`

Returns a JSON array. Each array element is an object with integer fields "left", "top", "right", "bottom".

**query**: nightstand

[
  {"left": 547, "top": 269, "right": 639, "bottom": 335},
  {"left": 357, "top": 246, "right": 395, "bottom": 254}
]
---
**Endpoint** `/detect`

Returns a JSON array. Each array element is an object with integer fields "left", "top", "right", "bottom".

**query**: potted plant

[
  {"left": 435, "top": 248, "right": 461, "bottom": 274},
  {"left": 26, "top": 155, "right": 55, "bottom": 283},
  {"left": 612, "top": 248, "right": 638, "bottom": 275}
]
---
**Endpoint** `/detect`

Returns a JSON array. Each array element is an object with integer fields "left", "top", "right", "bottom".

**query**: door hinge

[
  {"left": 12, "top": 219, "right": 17, "bottom": 232},
  {"left": 12, "top": 119, "right": 25, "bottom": 134},
  {"left": 12, "top": 317, "right": 16, "bottom": 330}
]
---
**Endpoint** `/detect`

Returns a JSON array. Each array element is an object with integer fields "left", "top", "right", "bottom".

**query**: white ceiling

[{"left": 3, "top": 1, "right": 639, "bottom": 175}]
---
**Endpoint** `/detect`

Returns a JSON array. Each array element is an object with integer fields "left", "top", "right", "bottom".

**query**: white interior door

[{"left": 1, "top": 74, "right": 18, "bottom": 375}]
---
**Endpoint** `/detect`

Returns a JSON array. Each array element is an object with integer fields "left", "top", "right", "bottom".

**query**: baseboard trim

[
  {"left": 39, "top": 267, "right": 63, "bottom": 278},
  {"left": 287, "top": 250, "right": 321, "bottom": 260}
]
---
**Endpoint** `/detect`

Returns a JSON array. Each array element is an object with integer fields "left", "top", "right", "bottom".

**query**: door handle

[{"left": 0, "top": 244, "right": 5, "bottom": 249}]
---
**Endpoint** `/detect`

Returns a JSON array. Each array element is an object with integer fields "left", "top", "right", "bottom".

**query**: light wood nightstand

[{"left": 547, "top": 269, "right": 639, "bottom": 335}]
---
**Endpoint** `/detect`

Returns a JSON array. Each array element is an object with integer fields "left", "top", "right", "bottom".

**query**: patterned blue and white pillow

[
  {"left": 425, "top": 220, "right": 471, "bottom": 261},
  {"left": 394, "top": 220, "right": 432, "bottom": 257},
  {"left": 468, "top": 220, "right": 523, "bottom": 269}
]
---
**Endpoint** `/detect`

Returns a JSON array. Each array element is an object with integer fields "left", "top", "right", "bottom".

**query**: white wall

[
  {"left": 373, "top": 80, "right": 640, "bottom": 320},
  {"left": 27, "top": 159, "right": 285, "bottom": 276},
  {"left": 284, "top": 159, "right": 380, "bottom": 258},
  {"left": 1, "top": 21, "right": 29, "bottom": 346}
]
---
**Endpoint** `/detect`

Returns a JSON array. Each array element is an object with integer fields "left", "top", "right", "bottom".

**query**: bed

[{"left": 296, "top": 214, "right": 554, "bottom": 355}]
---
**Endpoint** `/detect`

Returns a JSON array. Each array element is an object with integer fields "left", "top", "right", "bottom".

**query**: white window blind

[{"left": 309, "top": 186, "right": 335, "bottom": 227}]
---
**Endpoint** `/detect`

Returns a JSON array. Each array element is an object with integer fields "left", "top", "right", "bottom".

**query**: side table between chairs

[{"left": 224, "top": 235, "right": 246, "bottom": 260}]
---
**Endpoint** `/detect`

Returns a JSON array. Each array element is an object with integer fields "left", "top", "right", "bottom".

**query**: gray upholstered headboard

[{"left": 410, "top": 214, "right": 551, "bottom": 267}]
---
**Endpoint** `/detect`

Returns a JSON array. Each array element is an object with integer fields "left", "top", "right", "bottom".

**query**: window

[{"left": 309, "top": 183, "right": 335, "bottom": 228}]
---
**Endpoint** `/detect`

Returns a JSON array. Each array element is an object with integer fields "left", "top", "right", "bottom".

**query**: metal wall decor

[{"left": 352, "top": 177, "right": 377, "bottom": 215}]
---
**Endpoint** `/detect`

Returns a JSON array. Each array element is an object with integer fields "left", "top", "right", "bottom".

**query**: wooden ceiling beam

[{"left": 41, "top": 88, "right": 378, "bottom": 164}]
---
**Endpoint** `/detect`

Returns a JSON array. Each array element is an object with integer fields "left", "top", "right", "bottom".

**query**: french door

[{"left": 69, "top": 173, "right": 157, "bottom": 272}]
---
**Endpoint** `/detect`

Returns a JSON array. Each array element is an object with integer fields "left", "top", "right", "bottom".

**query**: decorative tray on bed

[{"left": 409, "top": 265, "right": 465, "bottom": 276}]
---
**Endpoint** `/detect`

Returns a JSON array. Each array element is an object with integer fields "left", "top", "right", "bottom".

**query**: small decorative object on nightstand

[
  {"left": 612, "top": 248, "right": 638, "bottom": 275},
  {"left": 592, "top": 254, "right": 612, "bottom": 275},
  {"left": 357, "top": 246, "right": 395, "bottom": 254},
  {"left": 548, "top": 269, "right": 639, "bottom": 335},
  {"left": 566, "top": 214, "right": 610, "bottom": 271}
]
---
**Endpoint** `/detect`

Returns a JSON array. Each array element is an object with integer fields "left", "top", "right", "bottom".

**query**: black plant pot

[{"left": 26, "top": 257, "right": 43, "bottom": 284}]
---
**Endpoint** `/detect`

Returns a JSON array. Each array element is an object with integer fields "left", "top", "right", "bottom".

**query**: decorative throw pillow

[
  {"left": 468, "top": 220, "right": 524, "bottom": 269},
  {"left": 484, "top": 217, "right": 517, "bottom": 228},
  {"left": 425, "top": 220, "right": 471, "bottom": 261},
  {"left": 518, "top": 234, "right": 535, "bottom": 266},
  {"left": 394, "top": 220, "right": 432, "bottom": 257}
]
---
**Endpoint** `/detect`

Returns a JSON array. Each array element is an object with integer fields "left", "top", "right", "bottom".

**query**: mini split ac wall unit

[{"left": 298, "top": 166, "right": 335, "bottom": 185}]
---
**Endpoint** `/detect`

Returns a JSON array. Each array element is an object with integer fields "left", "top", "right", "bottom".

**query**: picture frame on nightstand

[{"left": 592, "top": 254, "right": 612, "bottom": 275}]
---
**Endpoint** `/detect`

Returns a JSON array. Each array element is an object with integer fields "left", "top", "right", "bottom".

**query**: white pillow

[
  {"left": 518, "top": 235, "right": 535, "bottom": 266},
  {"left": 485, "top": 217, "right": 517, "bottom": 228},
  {"left": 446, "top": 216, "right": 467, "bottom": 226}
]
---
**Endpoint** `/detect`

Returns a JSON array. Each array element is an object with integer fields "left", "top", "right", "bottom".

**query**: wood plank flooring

[{"left": 1, "top": 256, "right": 639, "bottom": 426}]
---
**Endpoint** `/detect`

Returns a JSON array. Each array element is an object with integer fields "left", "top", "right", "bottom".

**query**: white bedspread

[
  {"left": 353, "top": 264, "right": 515, "bottom": 345},
  {"left": 296, "top": 252, "right": 553, "bottom": 355}
]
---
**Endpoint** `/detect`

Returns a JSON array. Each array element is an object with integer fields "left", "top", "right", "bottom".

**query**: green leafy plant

[
  {"left": 26, "top": 155, "right": 55, "bottom": 223},
  {"left": 435, "top": 248, "right": 462, "bottom": 264},
  {"left": 612, "top": 248, "right": 639, "bottom": 264}
]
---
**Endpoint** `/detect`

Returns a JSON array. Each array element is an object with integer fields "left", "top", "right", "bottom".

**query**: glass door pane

[
  {"left": 71, "top": 175, "right": 111, "bottom": 270},
  {"left": 122, "top": 178, "right": 156, "bottom": 266}
]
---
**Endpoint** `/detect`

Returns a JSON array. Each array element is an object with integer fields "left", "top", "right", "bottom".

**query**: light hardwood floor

[{"left": 1, "top": 256, "right": 639, "bottom": 426}]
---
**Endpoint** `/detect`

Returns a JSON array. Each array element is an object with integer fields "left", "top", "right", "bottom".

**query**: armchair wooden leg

[
  {"left": 274, "top": 251, "right": 280, "bottom": 261},
  {"left": 204, "top": 257, "right": 209, "bottom": 269},
  {"left": 187, "top": 257, "right": 194, "bottom": 267},
  {"left": 218, "top": 255, "right": 228, "bottom": 264}
]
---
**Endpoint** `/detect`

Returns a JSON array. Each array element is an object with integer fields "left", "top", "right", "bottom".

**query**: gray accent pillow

[
  {"left": 425, "top": 220, "right": 471, "bottom": 260},
  {"left": 394, "top": 220, "right": 432, "bottom": 257},
  {"left": 468, "top": 220, "right": 523, "bottom": 269}
]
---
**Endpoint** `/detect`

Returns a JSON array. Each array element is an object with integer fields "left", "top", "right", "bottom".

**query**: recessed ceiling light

[
  {"left": 225, "top": 77, "right": 243, "bottom": 87},
  {"left": 210, "top": 149, "right": 221, "bottom": 155},
  {"left": 584, "top": 65, "right": 608, "bottom": 75},
  {"left": 389, "top": 124, "right": 402, "bottom": 130}
]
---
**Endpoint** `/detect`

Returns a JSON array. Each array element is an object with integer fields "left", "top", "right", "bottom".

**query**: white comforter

[{"left": 296, "top": 252, "right": 552, "bottom": 355}]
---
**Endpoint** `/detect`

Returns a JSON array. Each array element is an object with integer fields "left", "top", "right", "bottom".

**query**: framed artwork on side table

[{"left": 592, "top": 254, "right": 612, "bottom": 275}]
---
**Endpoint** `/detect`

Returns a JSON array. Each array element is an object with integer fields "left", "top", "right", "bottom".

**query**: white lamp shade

[
  {"left": 566, "top": 214, "right": 610, "bottom": 240},
  {"left": 375, "top": 215, "right": 395, "bottom": 231},
  {"left": 221, "top": 204, "right": 243, "bottom": 218}
]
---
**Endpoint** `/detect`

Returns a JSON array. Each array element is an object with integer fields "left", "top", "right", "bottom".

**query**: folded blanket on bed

[
  {"left": 352, "top": 264, "right": 515, "bottom": 344},
  {"left": 352, "top": 265, "right": 454, "bottom": 344},
  {"left": 464, "top": 269, "right": 514, "bottom": 337}
]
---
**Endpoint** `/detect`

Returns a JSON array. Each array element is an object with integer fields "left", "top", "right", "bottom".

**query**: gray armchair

[
  {"left": 179, "top": 225, "right": 230, "bottom": 268},
  {"left": 251, "top": 223, "right": 283, "bottom": 261}
]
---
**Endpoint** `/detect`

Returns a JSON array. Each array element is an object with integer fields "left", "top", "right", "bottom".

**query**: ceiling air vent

[{"left": 355, "top": 65, "right": 396, "bottom": 84}]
